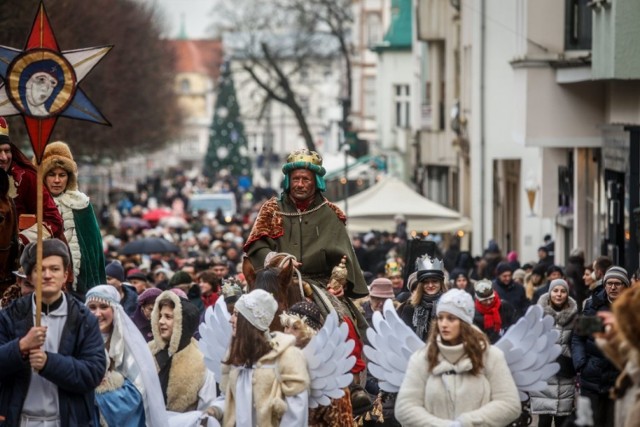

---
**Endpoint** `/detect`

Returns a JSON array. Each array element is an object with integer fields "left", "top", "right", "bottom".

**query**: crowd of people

[{"left": 0, "top": 112, "right": 639, "bottom": 427}]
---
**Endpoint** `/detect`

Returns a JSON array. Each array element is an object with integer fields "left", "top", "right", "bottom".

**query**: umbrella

[
  {"left": 119, "top": 217, "right": 151, "bottom": 230},
  {"left": 120, "top": 237, "right": 180, "bottom": 255},
  {"left": 142, "top": 208, "right": 173, "bottom": 222}
]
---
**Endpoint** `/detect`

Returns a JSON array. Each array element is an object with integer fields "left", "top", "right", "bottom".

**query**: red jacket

[
  {"left": 201, "top": 292, "right": 220, "bottom": 309},
  {"left": 11, "top": 161, "right": 64, "bottom": 239}
]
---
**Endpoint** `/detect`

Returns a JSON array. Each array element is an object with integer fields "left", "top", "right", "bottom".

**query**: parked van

[{"left": 188, "top": 193, "right": 237, "bottom": 222}]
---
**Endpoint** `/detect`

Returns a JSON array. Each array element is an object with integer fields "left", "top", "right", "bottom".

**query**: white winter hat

[
  {"left": 235, "top": 289, "right": 278, "bottom": 332},
  {"left": 436, "top": 288, "right": 475, "bottom": 325}
]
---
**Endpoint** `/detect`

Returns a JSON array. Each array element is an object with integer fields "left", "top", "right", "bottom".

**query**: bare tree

[
  {"left": 214, "top": 0, "right": 353, "bottom": 151},
  {"left": 0, "top": 0, "right": 181, "bottom": 161}
]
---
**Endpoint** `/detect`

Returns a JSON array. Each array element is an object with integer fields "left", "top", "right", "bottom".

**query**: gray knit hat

[
  {"left": 21, "top": 239, "right": 70, "bottom": 276},
  {"left": 549, "top": 278, "right": 570, "bottom": 294},
  {"left": 603, "top": 266, "right": 630, "bottom": 287}
]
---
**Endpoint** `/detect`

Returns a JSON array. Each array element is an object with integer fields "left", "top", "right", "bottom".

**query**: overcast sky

[{"left": 151, "top": 0, "right": 215, "bottom": 39}]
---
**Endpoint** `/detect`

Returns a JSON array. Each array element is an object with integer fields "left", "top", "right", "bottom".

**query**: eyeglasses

[{"left": 605, "top": 281, "right": 625, "bottom": 288}]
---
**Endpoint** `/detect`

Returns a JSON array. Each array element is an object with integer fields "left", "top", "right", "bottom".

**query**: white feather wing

[
  {"left": 198, "top": 297, "right": 232, "bottom": 383},
  {"left": 363, "top": 299, "right": 425, "bottom": 393},
  {"left": 495, "top": 304, "right": 562, "bottom": 400},
  {"left": 303, "top": 310, "right": 357, "bottom": 408}
]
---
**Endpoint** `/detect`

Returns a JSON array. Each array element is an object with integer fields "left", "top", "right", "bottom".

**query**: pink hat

[{"left": 369, "top": 278, "right": 395, "bottom": 299}]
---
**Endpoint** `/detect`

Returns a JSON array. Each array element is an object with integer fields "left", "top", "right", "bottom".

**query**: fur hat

[
  {"left": 603, "top": 266, "right": 630, "bottom": 287},
  {"left": 549, "top": 278, "right": 570, "bottom": 294},
  {"left": 235, "top": 289, "right": 278, "bottom": 332},
  {"left": 39, "top": 141, "right": 78, "bottom": 191},
  {"left": 21, "top": 238, "right": 70, "bottom": 276},
  {"left": 285, "top": 301, "right": 324, "bottom": 331},
  {"left": 474, "top": 279, "right": 495, "bottom": 301},
  {"left": 105, "top": 261, "right": 125, "bottom": 282},
  {"left": 369, "top": 277, "right": 395, "bottom": 299},
  {"left": 281, "top": 148, "right": 327, "bottom": 192},
  {"left": 436, "top": 288, "right": 475, "bottom": 325}
]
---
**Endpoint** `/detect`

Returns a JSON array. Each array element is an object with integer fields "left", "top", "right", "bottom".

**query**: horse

[
  {"left": 243, "top": 252, "right": 306, "bottom": 332},
  {"left": 0, "top": 168, "right": 20, "bottom": 295}
]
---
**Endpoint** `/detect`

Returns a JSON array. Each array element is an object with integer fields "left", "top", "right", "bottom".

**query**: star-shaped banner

[{"left": 0, "top": 2, "right": 111, "bottom": 162}]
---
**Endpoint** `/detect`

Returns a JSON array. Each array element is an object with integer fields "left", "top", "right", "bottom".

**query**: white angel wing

[
  {"left": 303, "top": 310, "right": 357, "bottom": 408},
  {"left": 495, "top": 304, "right": 562, "bottom": 400},
  {"left": 198, "top": 297, "right": 232, "bottom": 382},
  {"left": 363, "top": 299, "right": 425, "bottom": 393}
]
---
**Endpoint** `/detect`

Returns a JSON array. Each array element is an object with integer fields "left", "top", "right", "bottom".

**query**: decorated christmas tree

[{"left": 203, "top": 61, "right": 250, "bottom": 179}]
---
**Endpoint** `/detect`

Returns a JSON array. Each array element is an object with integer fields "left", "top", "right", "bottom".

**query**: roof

[
  {"left": 373, "top": 0, "right": 412, "bottom": 52},
  {"left": 168, "top": 39, "right": 224, "bottom": 79},
  {"left": 334, "top": 176, "right": 471, "bottom": 233}
]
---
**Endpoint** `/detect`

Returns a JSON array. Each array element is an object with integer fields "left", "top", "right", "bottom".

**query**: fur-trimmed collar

[
  {"left": 167, "top": 340, "right": 206, "bottom": 412},
  {"left": 150, "top": 291, "right": 183, "bottom": 355},
  {"left": 54, "top": 190, "right": 89, "bottom": 210},
  {"left": 538, "top": 293, "right": 578, "bottom": 327}
]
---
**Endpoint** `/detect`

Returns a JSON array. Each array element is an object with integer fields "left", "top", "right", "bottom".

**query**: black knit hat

[
  {"left": 287, "top": 301, "right": 324, "bottom": 331},
  {"left": 495, "top": 262, "right": 513, "bottom": 276}
]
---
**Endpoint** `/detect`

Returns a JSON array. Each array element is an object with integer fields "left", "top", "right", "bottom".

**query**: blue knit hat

[{"left": 105, "top": 261, "right": 125, "bottom": 282}]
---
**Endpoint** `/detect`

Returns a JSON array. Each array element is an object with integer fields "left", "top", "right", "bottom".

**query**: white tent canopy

[{"left": 334, "top": 176, "right": 472, "bottom": 233}]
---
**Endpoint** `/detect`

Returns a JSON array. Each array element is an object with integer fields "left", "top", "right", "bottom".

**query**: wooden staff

[{"left": 35, "top": 146, "right": 44, "bottom": 327}]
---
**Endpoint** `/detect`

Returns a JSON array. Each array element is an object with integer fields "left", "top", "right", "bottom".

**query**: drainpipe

[{"left": 479, "top": 0, "right": 486, "bottom": 250}]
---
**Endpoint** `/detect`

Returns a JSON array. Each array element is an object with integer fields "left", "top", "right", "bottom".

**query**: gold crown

[
  {"left": 385, "top": 260, "right": 402, "bottom": 277},
  {"left": 286, "top": 148, "right": 323, "bottom": 166}
]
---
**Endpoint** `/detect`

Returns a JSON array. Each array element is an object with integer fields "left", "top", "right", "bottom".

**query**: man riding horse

[{"left": 243, "top": 148, "right": 369, "bottom": 339}]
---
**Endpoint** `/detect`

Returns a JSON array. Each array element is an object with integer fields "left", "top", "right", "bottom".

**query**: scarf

[
  {"left": 413, "top": 293, "right": 440, "bottom": 340},
  {"left": 474, "top": 291, "right": 502, "bottom": 332}
]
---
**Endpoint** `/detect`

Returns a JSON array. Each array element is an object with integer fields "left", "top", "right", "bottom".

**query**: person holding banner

[
  {"left": 0, "top": 116, "right": 64, "bottom": 244},
  {"left": 0, "top": 238, "right": 106, "bottom": 426}
]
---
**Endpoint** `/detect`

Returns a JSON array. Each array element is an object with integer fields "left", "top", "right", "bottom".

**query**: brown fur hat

[
  {"left": 39, "top": 141, "right": 78, "bottom": 191},
  {"left": 613, "top": 285, "right": 640, "bottom": 352}
]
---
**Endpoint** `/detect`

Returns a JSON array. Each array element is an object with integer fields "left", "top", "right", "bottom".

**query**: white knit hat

[
  {"left": 235, "top": 289, "right": 278, "bottom": 332},
  {"left": 436, "top": 288, "right": 475, "bottom": 325}
]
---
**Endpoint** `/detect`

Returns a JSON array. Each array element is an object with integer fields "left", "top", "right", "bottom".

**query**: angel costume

[
  {"left": 214, "top": 332, "right": 310, "bottom": 427},
  {"left": 201, "top": 290, "right": 356, "bottom": 427},
  {"left": 85, "top": 285, "right": 168, "bottom": 427}
]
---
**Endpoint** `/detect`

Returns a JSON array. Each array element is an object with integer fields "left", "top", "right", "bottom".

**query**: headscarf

[{"left": 86, "top": 285, "right": 169, "bottom": 427}]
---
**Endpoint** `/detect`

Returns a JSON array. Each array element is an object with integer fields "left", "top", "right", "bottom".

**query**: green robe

[{"left": 245, "top": 193, "right": 369, "bottom": 299}]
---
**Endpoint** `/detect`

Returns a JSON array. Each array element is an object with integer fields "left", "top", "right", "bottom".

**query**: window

[
  {"left": 366, "top": 13, "right": 382, "bottom": 47},
  {"left": 364, "top": 77, "right": 376, "bottom": 118},
  {"left": 394, "top": 84, "right": 410, "bottom": 128},
  {"left": 426, "top": 165, "right": 449, "bottom": 207},
  {"left": 565, "top": 0, "right": 592, "bottom": 50}
]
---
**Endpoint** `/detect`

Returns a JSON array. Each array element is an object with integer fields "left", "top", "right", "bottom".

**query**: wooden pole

[{"left": 35, "top": 157, "right": 43, "bottom": 326}]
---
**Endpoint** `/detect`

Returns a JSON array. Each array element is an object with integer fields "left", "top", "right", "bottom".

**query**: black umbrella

[{"left": 120, "top": 237, "right": 180, "bottom": 255}]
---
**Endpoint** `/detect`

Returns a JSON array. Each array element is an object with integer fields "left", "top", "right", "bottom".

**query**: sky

[{"left": 151, "top": 0, "right": 215, "bottom": 39}]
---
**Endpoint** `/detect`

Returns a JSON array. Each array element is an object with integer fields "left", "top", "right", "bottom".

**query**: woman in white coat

[{"left": 395, "top": 288, "right": 521, "bottom": 427}]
